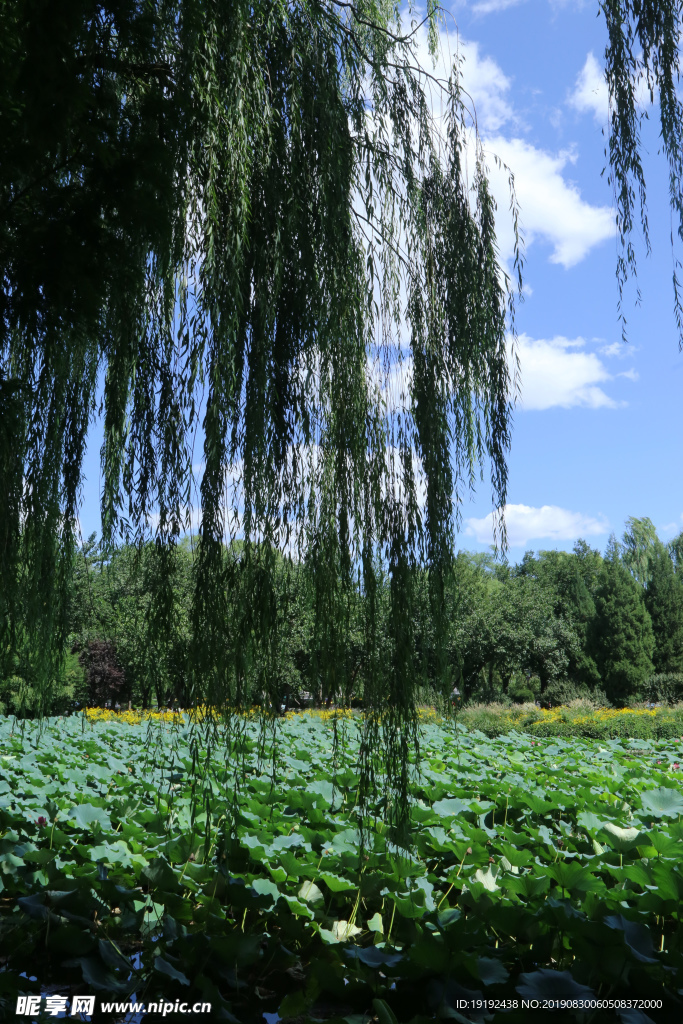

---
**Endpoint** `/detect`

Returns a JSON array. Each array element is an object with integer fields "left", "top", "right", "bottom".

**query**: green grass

[{"left": 1, "top": 713, "right": 683, "bottom": 1021}]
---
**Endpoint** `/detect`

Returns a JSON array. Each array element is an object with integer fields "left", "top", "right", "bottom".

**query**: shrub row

[{"left": 457, "top": 699, "right": 683, "bottom": 740}]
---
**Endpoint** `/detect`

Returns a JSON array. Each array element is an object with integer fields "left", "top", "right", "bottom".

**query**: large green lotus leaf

[
  {"left": 250, "top": 878, "right": 281, "bottom": 907},
  {"left": 154, "top": 955, "right": 191, "bottom": 985},
  {"left": 319, "top": 870, "right": 355, "bottom": 892},
  {"left": 500, "top": 827, "right": 535, "bottom": 847},
  {"left": 241, "top": 834, "right": 267, "bottom": 860},
  {"left": 66, "top": 956, "right": 131, "bottom": 994},
  {"left": 471, "top": 865, "right": 499, "bottom": 892},
  {"left": 639, "top": 787, "right": 683, "bottom": 819},
  {"left": 298, "top": 880, "right": 324, "bottom": 903},
  {"left": 389, "top": 888, "right": 429, "bottom": 919},
  {"left": 477, "top": 956, "right": 509, "bottom": 986},
  {"left": 620, "top": 861, "right": 654, "bottom": 890},
  {"left": 278, "top": 851, "right": 306, "bottom": 877},
  {"left": 84, "top": 764, "right": 112, "bottom": 783},
  {"left": 328, "top": 828, "right": 361, "bottom": 854},
  {"left": 307, "top": 780, "right": 336, "bottom": 808},
  {"left": 422, "top": 826, "right": 451, "bottom": 850},
  {"left": 281, "top": 894, "right": 315, "bottom": 918},
  {"left": 23, "top": 847, "right": 57, "bottom": 865},
  {"left": 599, "top": 822, "right": 643, "bottom": 851},
  {"left": 649, "top": 860, "right": 681, "bottom": 901},
  {"left": 577, "top": 810, "right": 607, "bottom": 832},
  {"left": 371, "top": 999, "right": 399, "bottom": 1024},
  {"left": 503, "top": 873, "right": 550, "bottom": 899},
  {"left": 345, "top": 946, "right": 403, "bottom": 968},
  {"left": 437, "top": 907, "right": 462, "bottom": 929},
  {"left": 141, "top": 856, "right": 181, "bottom": 891},
  {"left": 431, "top": 798, "right": 476, "bottom": 818},
  {"left": 271, "top": 833, "right": 306, "bottom": 852},
  {"left": 639, "top": 830, "right": 678, "bottom": 856},
  {"left": 494, "top": 842, "right": 534, "bottom": 868},
  {"left": 604, "top": 914, "right": 658, "bottom": 963},
  {"left": 517, "top": 969, "right": 594, "bottom": 999},
  {"left": 68, "top": 803, "right": 112, "bottom": 832},
  {"left": 99, "top": 938, "right": 133, "bottom": 973},
  {"left": 524, "top": 793, "right": 559, "bottom": 814}
]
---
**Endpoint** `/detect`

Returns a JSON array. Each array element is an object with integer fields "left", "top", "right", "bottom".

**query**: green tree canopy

[
  {"left": 622, "top": 516, "right": 659, "bottom": 586},
  {"left": 645, "top": 541, "right": 683, "bottom": 675},
  {"left": 591, "top": 537, "right": 655, "bottom": 704}
]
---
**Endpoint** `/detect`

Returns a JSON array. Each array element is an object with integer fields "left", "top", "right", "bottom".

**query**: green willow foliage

[
  {"left": 601, "top": 0, "right": 683, "bottom": 337},
  {"left": 1, "top": 0, "right": 682, "bottom": 825}
]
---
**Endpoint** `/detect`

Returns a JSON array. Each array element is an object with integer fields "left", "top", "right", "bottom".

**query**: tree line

[{"left": 2, "top": 516, "right": 682, "bottom": 717}]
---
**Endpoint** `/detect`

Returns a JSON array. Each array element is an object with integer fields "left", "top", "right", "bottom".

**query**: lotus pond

[{"left": 1, "top": 713, "right": 683, "bottom": 1023}]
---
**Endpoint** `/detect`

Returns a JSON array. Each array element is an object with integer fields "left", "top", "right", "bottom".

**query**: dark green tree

[
  {"left": 645, "top": 541, "right": 683, "bottom": 675},
  {"left": 520, "top": 549, "right": 601, "bottom": 691},
  {"left": 591, "top": 537, "right": 654, "bottom": 704}
]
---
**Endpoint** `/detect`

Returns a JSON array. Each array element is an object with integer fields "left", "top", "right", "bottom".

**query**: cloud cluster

[
  {"left": 465, "top": 503, "right": 610, "bottom": 547},
  {"left": 456, "top": 39, "right": 517, "bottom": 133},
  {"left": 485, "top": 138, "right": 613, "bottom": 267},
  {"left": 568, "top": 52, "right": 609, "bottom": 124},
  {"left": 512, "top": 334, "right": 623, "bottom": 410},
  {"left": 471, "top": 0, "right": 528, "bottom": 15},
  {"left": 415, "top": 30, "right": 615, "bottom": 268}
]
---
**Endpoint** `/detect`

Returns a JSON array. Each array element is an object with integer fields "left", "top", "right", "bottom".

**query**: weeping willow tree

[{"left": 2, "top": 0, "right": 683, "bottom": 825}]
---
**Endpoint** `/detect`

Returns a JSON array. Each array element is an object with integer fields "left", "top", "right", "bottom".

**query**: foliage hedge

[{"left": 457, "top": 700, "right": 683, "bottom": 740}]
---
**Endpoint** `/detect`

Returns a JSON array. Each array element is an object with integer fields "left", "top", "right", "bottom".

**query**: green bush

[
  {"left": 644, "top": 673, "right": 683, "bottom": 705},
  {"left": 540, "top": 679, "right": 601, "bottom": 708}
]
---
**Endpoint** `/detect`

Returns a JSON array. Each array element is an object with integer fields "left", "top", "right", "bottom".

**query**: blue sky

[
  {"left": 77, "top": 1, "right": 683, "bottom": 563},
  {"left": 439, "top": 0, "right": 683, "bottom": 560}
]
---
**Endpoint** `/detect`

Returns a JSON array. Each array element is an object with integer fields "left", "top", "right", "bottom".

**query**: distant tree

[
  {"left": 591, "top": 536, "right": 654, "bottom": 704},
  {"left": 79, "top": 640, "right": 126, "bottom": 707},
  {"left": 518, "top": 549, "right": 601, "bottom": 691},
  {"left": 645, "top": 542, "right": 683, "bottom": 675},
  {"left": 669, "top": 531, "right": 683, "bottom": 573},
  {"left": 622, "top": 516, "right": 658, "bottom": 586},
  {"left": 572, "top": 539, "right": 604, "bottom": 599}
]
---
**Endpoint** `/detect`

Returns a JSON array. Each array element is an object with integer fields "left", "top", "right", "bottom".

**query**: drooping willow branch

[{"left": 3, "top": 0, "right": 678, "bottom": 827}]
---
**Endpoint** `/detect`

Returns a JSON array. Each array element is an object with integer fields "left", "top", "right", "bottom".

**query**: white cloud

[
  {"left": 600, "top": 341, "right": 624, "bottom": 358},
  {"left": 569, "top": 50, "right": 654, "bottom": 124},
  {"left": 659, "top": 515, "right": 683, "bottom": 539},
  {"left": 465, "top": 503, "right": 610, "bottom": 547},
  {"left": 569, "top": 52, "right": 608, "bottom": 124},
  {"left": 485, "top": 137, "right": 614, "bottom": 267},
  {"left": 410, "top": 29, "right": 516, "bottom": 135},
  {"left": 512, "top": 334, "right": 624, "bottom": 409},
  {"left": 458, "top": 40, "right": 517, "bottom": 132},
  {"left": 471, "top": 0, "right": 528, "bottom": 15},
  {"left": 618, "top": 368, "right": 639, "bottom": 381},
  {"left": 408, "top": 28, "right": 614, "bottom": 269}
]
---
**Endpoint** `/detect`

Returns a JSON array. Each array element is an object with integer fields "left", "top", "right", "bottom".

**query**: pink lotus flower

[{"left": 37, "top": 816, "right": 47, "bottom": 827}]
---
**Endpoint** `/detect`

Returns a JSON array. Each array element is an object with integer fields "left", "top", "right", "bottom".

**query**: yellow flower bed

[
  {"left": 84, "top": 707, "right": 181, "bottom": 725},
  {"left": 82, "top": 701, "right": 682, "bottom": 741}
]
